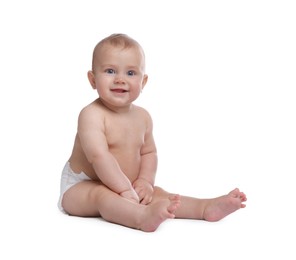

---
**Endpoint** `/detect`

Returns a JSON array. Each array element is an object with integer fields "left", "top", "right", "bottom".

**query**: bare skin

[
  {"left": 62, "top": 182, "right": 246, "bottom": 232},
  {"left": 59, "top": 34, "right": 247, "bottom": 232},
  {"left": 139, "top": 195, "right": 181, "bottom": 232},
  {"left": 202, "top": 188, "right": 247, "bottom": 221},
  {"left": 62, "top": 182, "right": 181, "bottom": 232},
  {"left": 152, "top": 187, "right": 246, "bottom": 221}
]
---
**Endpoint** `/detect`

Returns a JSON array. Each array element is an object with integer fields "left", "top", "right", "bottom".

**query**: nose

[{"left": 114, "top": 74, "right": 125, "bottom": 84}]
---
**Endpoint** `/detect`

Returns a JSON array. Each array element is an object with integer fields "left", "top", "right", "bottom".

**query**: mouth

[{"left": 111, "top": 88, "right": 128, "bottom": 93}]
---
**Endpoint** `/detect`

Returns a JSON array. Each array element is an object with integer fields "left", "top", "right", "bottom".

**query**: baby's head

[
  {"left": 91, "top": 33, "right": 146, "bottom": 72},
  {"left": 88, "top": 34, "right": 148, "bottom": 108}
]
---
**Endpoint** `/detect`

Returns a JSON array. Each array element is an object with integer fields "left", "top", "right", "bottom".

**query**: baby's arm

[
  {"left": 133, "top": 113, "right": 157, "bottom": 204},
  {"left": 78, "top": 107, "right": 139, "bottom": 203}
]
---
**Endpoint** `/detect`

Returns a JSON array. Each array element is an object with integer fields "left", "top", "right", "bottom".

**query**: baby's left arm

[{"left": 133, "top": 113, "right": 157, "bottom": 204}]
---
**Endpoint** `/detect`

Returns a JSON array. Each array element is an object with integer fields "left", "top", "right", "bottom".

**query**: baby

[{"left": 58, "top": 33, "right": 247, "bottom": 232}]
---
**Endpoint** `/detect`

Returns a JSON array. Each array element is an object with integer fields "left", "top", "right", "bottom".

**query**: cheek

[
  {"left": 131, "top": 81, "right": 143, "bottom": 93},
  {"left": 96, "top": 76, "right": 111, "bottom": 88}
]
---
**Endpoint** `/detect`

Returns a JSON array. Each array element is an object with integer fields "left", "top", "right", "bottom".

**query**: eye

[
  {"left": 127, "top": 70, "right": 136, "bottom": 76},
  {"left": 105, "top": 68, "right": 115, "bottom": 74}
]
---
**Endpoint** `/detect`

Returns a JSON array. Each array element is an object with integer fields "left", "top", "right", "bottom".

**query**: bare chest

[{"left": 105, "top": 117, "right": 146, "bottom": 151}]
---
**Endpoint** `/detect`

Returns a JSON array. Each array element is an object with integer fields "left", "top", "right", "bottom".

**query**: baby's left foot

[{"left": 203, "top": 188, "right": 247, "bottom": 222}]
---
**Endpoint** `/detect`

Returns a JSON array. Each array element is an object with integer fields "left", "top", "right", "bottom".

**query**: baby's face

[{"left": 91, "top": 45, "right": 147, "bottom": 109}]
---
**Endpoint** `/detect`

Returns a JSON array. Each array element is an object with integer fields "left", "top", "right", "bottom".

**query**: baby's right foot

[{"left": 139, "top": 195, "right": 180, "bottom": 232}]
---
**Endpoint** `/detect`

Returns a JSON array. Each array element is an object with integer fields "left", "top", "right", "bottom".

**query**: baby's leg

[
  {"left": 153, "top": 187, "right": 247, "bottom": 221},
  {"left": 62, "top": 181, "right": 180, "bottom": 232}
]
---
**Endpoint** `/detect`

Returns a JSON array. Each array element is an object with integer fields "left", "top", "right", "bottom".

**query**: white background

[{"left": 1, "top": 0, "right": 295, "bottom": 259}]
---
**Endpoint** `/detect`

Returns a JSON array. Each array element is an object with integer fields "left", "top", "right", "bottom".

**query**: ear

[
  {"left": 87, "top": 70, "right": 96, "bottom": 89},
  {"left": 141, "top": 74, "right": 148, "bottom": 91}
]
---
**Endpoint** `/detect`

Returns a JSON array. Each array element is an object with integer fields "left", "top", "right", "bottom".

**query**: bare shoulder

[
  {"left": 79, "top": 99, "right": 103, "bottom": 114},
  {"left": 133, "top": 104, "right": 152, "bottom": 121},
  {"left": 78, "top": 99, "right": 105, "bottom": 127},
  {"left": 132, "top": 104, "right": 154, "bottom": 130}
]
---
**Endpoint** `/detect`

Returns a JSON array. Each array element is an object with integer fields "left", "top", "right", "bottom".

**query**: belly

[{"left": 112, "top": 150, "right": 141, "bottom": 183}]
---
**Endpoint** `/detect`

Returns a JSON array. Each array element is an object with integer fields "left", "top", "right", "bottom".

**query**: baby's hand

[
  {"left": 120, "top": 188, "right": 140, "bottom": 204},
  {"left": 133, "top": 178, "right": 154, "bottom": 205}
]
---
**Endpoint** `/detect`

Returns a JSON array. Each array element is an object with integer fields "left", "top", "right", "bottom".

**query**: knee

[{"left": 88, "top": 184, "right": 108, "bottom": 204}]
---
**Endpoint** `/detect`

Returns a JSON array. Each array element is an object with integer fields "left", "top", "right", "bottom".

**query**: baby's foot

[
  {"left": 139, "top": 195, "right": 180, "bottom": 232},
  {"left": 203, "top": 188, "right": 247, "bottom": 222}
]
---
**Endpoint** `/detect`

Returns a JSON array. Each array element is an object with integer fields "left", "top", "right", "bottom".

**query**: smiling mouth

[{"left": 111, "top": 89, "right": 128, "bottom": 93}]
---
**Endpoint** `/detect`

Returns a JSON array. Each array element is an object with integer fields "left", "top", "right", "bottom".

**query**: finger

[
  {"left": 136, "top": 189, "right": 145, "bottom": 201},
  {"left": 140, "top": 195, "right": 152, "bottom": 205},
  {"left": 133, "top": 185, "right": 140, "bottom": 193}
]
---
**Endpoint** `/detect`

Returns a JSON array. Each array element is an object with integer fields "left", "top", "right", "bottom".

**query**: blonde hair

[{"left": 91, "top": 33, "right": 145, "bottom": 71}]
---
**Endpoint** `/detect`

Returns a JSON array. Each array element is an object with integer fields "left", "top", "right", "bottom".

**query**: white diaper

[{"left": 57, "top": 162, "right": 92, "bottom": 213}]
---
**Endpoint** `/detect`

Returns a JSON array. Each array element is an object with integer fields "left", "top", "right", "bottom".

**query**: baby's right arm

[
  {"left": 120, "top": 189, "right": 140, "bottom": 204},
  {"left": 77, "top": 106, "right": 139, "bottom": 203}
]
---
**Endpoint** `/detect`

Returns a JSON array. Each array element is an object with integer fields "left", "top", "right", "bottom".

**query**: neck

[{"left": 97, "top": 98, "right": 133, "bottom": 113}]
